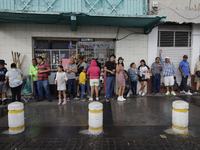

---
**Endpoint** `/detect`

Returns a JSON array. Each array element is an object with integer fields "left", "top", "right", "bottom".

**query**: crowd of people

[{"left": 1, "top": 48, "right": 200, "bottom": 105}]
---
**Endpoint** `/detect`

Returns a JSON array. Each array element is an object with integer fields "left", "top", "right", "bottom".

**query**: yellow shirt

[{"left": 79, "top": 72, "right": 87, "bottom": 85}]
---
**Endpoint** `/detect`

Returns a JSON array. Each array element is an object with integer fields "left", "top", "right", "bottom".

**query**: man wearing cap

[
  {"left": 0, "top": 60, "right": 8, "bottom": 105},
  {"left": 159, "top": 49, "right": 176, "bottom": 96},
  {"left": 179, "top": 55, "right": 192, "bottom": 95},
  {"left": 194, "top": 55, "right": 200, "bottom": 93},
  {"left": 104, "top": 54, "right": 116, "bottom": 102}
]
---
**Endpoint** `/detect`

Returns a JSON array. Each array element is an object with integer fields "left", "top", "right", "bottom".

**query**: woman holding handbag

[{"left": 138, "top": 59, "right": 151, "bottom": 96}]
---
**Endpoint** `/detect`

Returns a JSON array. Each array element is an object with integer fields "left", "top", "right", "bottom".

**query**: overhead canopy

[{"left": 0, "top": 12, "right": 166, "bottom": 34}]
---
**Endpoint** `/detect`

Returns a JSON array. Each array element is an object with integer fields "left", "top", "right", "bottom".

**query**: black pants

[
  {"left": 11, "top": 84, "right": 22, "bottom": 102},
  {"left": 180, "top": 76, "right": 188, "bottom": 92}
]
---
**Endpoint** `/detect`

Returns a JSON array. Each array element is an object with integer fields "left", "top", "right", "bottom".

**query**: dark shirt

[
  {"left": 96, "top": 61, "right": 101, "bottom": 71},
  {"left": 0, "top": 67, "right": 7, "bottom": 81},
  {"left": 105, "top": 61, "right": 116, "bottom": 77}
]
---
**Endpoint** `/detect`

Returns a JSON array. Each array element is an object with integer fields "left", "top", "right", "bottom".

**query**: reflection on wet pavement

[{"left": 1, "top": 95, "right": 200, "bottom": 139}]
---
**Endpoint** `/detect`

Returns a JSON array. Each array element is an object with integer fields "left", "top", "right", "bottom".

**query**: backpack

[{"left": 44, "top": 62, "right": 51, "bottom": 76}]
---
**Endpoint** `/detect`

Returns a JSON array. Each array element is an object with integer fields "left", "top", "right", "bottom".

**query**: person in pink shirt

[{"left": 87, "top": 60, "right": 101, "bottom": 101}]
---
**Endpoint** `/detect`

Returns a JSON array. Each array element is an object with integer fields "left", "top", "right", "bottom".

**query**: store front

[{"left": 34, "top": 38, "right": 115, "bottom": 95}]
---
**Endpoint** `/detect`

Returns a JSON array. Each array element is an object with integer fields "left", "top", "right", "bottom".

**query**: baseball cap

[
  {"left": 0, "top": 60, "right": 7, "bottom": 65},
  {"left": 183, "top": 55, "right": 188, "bottom": 58},
  {"left": 118, "top": 57, "right": 124, "bottom": 61},
  {"left": 165, "top": 56, "right": 170, "bottom": 59}
]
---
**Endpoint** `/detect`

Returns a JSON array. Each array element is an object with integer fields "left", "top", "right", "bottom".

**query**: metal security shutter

[{"left": 157, "top": 25, "right": 192, "bottom": 86}]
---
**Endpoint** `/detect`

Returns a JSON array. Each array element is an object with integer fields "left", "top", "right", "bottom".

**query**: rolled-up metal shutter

[{"left": 157, "top": 25, "right": 191, "bottom": 86}]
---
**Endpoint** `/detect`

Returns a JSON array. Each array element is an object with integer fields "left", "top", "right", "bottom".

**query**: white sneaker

[
  {"left": 117, "top": 97, "right": 123, "bottom": 101},
  {"left": 89, "top": 97, "right": 93, "bottom": 101},
  {"left": 96, "top": 97, "right": 99, "bottom": 101},
  {"left": 171, "top": 91, "right": 176, "bottom": 96},
  {"left": 180, "top": 90, "right": 186, "bottom": 94},
  {"left": 121, "top": 96, "right": 126, "bottom": 101},
  {"left": 186, "top": 91, "right": 192, "bottom": 95},
  {"left": 139, "top": 91, "right": 142, "bottom": 95},
  {"left": 142, "top": 93, "right": 146, "bottom": 96},
  {"left": 73, "top": 97, "right": 79, "bottom": 100}
]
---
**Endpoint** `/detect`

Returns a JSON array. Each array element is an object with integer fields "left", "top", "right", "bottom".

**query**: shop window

[{"left": 158, "top": 31, "right": 191, "bottom": 47}]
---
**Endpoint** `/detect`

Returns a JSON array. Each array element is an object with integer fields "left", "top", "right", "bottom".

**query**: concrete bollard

[
  {"left": 8, "top": 102, "right": 25, "bottom": 134},
  {"left": 88, "top": 102, "right": 103, "bottom": 135},
  {"left": 172, "top": 100, "right": 189, "bottom": 134}
]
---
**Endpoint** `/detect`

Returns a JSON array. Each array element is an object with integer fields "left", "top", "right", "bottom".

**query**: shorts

[
  {"left": 194, "top": 75, "right": 200, "bottom": 82},
  {"left": 164, "top": 76, "right": 174, "bottom": 86},
  {"left": 139, "top": 76, "right": 148, "bottom": 82},
  {"left": 0, "top": 81, "right": 7, "bottom": 93},
  {"left": 90, "top": 79, "right": 99, "bottom": 86}
]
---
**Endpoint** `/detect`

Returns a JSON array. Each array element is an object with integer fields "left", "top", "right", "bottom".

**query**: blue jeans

[
  {"left": 67, "top": 79, "right": 77, "bottom": 98},
  {"left": 86, "top": 80, "right": 91, "bottom": 96},
  {"left": 131, "top": 81, "right": 137, "bottom": 96},
  {"left": 106, "top": 77, "right": 115, "bottom": 99},
  {"left": 33, "top": 81, "right": 38, "bottom": 97},
  {"left": 180, "top": 76, "right": 188, "bottom": 92},
  {"left": 152, "top": 74, "right": 161, "bottom": 93},
  {"left": 80, "top": 83, "right": 85, "bottom": 99},
  {"left": 37, "top": 80, "right": 51, "bottom": 100}
]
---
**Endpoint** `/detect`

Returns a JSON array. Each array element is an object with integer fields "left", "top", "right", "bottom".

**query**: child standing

[
  {"left": 79, "top": 68, "right": 87, "bottom": 101},
  {"left": 55, "top": 65, "right": 68, "bottom": 105},
  {"left": 0, "top": 60, "right": 8, "bottom": 105},
  {"left": 128, "top": 62, "right": 139, "bottom": 97}
]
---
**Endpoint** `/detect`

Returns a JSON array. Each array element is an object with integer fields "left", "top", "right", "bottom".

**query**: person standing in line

[
  {"left": 5, "top": 63, "right": 23, "bottom": 102},
  {"left": 103, "top": 60, "right": 108, "bottom": 95},
  {"left": 151, "top": 57, "right": 162, "bottom": 95},
  {"left": 179, "top": 55, "right": 192, "bottom": 95},
  {"left": 194, "top": 55, "right": 200, "bottom": 93},
  {"left": 29, "top": 59, "right": 39, "bottom": 99},
  {"left": 79, "top": 67, "right": 87, "bottom": 101},
  {"left": 138, "top": 60, "right": 151, "bottom": 96},
  {"left": 128, "top": 62, "right": 138, "bottom": 97},
  {"left": 159, "top": 49, "right": 177, "bottom": 96},
  {"left": 86, "top": 60, "right": 91, "bottom": 98},
  {"left": 55, "top": 65, "right": 68, "bottom": 105},
  {"left": 94, "top": 57, "right": 102, "bottom": 70},
  {"left": 116, "top": 57, "right": 127, "bottom": 101},
  {"left": 87, "top": 60, "right": 101, "bottom": 101},
  {"left": 66, "top": 57, "right": 79, "bottom": 101},
  {"left": 104, "top": 54, "right": 116, "bottom": 102},
  {"left": 0, "top": 60, "right": 8, "bottom": 105},
  {"left": 36, "top": 56, "right": 52, "bottom": 102}
]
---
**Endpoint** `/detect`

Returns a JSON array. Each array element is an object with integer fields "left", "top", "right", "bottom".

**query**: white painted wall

[
  {"left": 149, "top": 0, "right": 200, "bottom": 11},
  {"left": 191, "top": 24, "right": 200, "bottom": 74},
  {"left": 0, "top": 23, "right": 148, "bottom": 95}
]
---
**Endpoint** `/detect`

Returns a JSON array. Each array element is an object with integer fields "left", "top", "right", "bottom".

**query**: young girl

[
  {"left": 138, "top": 59, "right": 151, "bottom": 96},
  {"left": 128, "top": 62, "right": 139, "bottom": 97},
  {"left": 116, "top": 57, "right": 128, "bottom": 101},
  {"left": 55, "top": 65, "right": 68, "bottom": 105}
]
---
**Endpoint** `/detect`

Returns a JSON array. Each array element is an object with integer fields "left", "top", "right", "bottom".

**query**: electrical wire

[{"left": 158, "top": 3, "right": 200, "bottom": 20}]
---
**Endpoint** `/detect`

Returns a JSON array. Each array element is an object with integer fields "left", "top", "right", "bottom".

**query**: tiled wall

[{"left": 0, "top": 23, "right": 148, "bottom": 95}]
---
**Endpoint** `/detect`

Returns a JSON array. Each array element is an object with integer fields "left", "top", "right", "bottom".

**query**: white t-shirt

[{"left": 138, "top": 65, "right": 150, "bottom": 77}]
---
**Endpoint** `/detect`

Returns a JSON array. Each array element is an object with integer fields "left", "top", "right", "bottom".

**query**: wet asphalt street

[{"left": 1, "top": 93, "right": 200, "bottom": 149}]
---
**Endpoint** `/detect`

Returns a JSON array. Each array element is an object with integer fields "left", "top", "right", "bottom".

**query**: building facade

[{"left": 147, "top": 0, "right": 200, "bottom": 93}]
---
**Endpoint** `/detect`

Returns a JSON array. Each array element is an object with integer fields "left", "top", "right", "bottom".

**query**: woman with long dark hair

[
  {"left": 116, "top": 57, "right": 128, "bottom": 101},
  {"left": 138, "top": 59, "right": 151, "bottom": 96}
]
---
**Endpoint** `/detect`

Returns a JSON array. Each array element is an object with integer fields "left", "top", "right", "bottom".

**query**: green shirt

[{"left": 29, "top": 65, "right": 38, "bottom": 81}]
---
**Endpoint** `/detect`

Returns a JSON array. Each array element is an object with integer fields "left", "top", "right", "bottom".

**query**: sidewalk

[{"left": 1, "top": 94, "right": 200, "bottom": 149}]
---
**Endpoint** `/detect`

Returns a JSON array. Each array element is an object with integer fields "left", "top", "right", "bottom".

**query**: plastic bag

[
  {"left": 21, "top": 77, "right": 32, "bottom": 94},
  {"left": 173, "top": 78, "right": 178, "bottom": 91}
]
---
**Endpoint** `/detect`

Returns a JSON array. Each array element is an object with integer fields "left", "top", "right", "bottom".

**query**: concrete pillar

[
  {"left": 172, "top": 100, "right": 189, "bottom": 134},
  {"left": 88, "top": 102, "right": 103, "bottom": 135},
  {"left": 8, "top": 102, "right": 25, "bottom": 134}
]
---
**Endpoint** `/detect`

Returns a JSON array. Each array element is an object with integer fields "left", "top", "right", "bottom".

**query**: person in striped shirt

[
  {"left": 159, "top": 49, "right": 176, "bottom": 96},
  {"left": 36, "top": 56, "right": 52, "bottom": 102}
]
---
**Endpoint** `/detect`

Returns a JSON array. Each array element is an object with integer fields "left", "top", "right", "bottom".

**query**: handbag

[
  {"left": 173, "top": 78, "right": 178, "bottom": 91},
  {"left": 145, "top": 72, "right": 150, "bottom": 79},
  {"left": 196, "top": 71, "right": 200, "bottom": 77}
]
